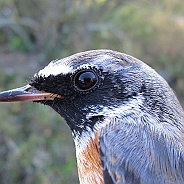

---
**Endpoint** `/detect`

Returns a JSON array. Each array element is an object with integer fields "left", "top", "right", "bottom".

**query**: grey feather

[{"left": 99, "top": 105, "right": 184, "bottom": 184}]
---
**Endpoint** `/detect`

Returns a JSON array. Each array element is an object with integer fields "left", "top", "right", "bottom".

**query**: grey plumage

[{"left": 0, "top": 50, "right": 184, "bottom": 184}]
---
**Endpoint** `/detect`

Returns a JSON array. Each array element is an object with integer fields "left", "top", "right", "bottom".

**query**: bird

[{"left": 0, "top": 49, "right": 184, "bottom": 184}]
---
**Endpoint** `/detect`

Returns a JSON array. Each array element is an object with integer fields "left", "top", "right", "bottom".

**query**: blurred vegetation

[
  {"left": 0, "top": 72, "right": 78, "bottom": 184},
  {"left": 0, "top": 0, "right": 184, "bottom": 183}
]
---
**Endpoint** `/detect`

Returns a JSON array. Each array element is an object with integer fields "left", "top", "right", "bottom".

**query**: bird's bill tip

[{"left": 0, "top": 84, "right": 61, "bottom": 102}]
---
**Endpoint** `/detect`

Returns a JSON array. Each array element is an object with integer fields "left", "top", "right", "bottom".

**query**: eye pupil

[{"left": 75, "top": 71, "right": 97, "bottom": 90}]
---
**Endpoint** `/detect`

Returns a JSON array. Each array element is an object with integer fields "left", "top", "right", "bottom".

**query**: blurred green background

[{"left": 0, "top": 0, "right": 184, "bottom": 183}]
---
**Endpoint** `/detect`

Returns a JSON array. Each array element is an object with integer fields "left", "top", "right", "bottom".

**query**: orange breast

[{"left": 76, "top": 132, "right": 104, "bottom": 184}]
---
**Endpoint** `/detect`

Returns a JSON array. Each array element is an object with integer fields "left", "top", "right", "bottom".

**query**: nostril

[{"left": 25, "top": 87, "right": 33, "bottom": 92}]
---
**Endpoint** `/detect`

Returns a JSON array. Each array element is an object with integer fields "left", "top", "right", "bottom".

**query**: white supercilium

[{"left": 37, "top": 60, "right": 73, "bottom": 77}]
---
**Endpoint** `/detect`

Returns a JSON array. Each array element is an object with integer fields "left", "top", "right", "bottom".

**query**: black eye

[{"left": 74, "top": 71, "right": 97, "bottom": 91}]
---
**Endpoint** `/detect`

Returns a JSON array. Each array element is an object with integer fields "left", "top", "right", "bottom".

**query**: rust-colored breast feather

[{"left": 76, "top": 131, "right": 104, "bottom": 184}]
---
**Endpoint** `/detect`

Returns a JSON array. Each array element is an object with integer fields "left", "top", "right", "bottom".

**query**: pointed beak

[{"left": 0, "top": 84, "right": 62, "bottom": 102}]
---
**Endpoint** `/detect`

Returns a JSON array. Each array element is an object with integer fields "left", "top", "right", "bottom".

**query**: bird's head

[
  {"left": 0, "top": 50, "right": 182, "bottom": 147},
  {"left": 1, "top": 50, "right": 184, "bottom": 184}
]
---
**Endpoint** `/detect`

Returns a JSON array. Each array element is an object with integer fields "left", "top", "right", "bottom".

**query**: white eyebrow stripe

[{"left": 37, "top": 61, "right": 73, "bottom": 77}]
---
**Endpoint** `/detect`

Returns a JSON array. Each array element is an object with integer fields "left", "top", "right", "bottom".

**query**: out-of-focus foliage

[
  {"left": 0, "top": 72, "right": 78, "bottom": 184},
  {"left": 0, "top": 0, "right": 184, "bottom": 183}
]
